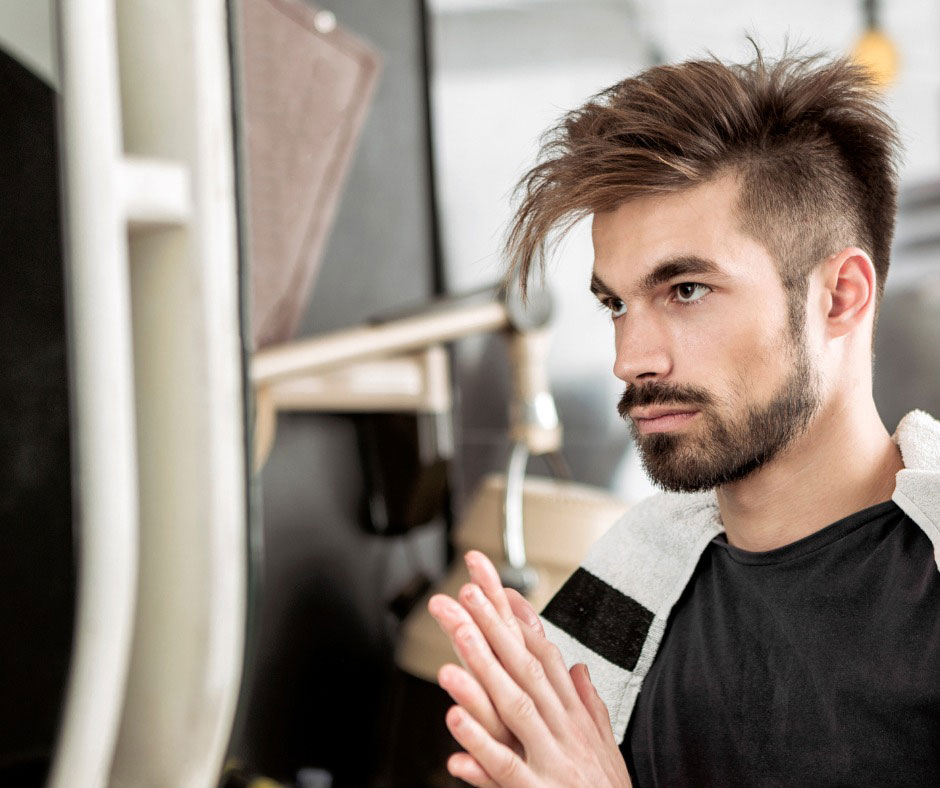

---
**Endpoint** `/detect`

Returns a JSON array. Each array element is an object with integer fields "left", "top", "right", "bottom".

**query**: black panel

[
  {"left": 0, "top": 47, "right": 75, "bottom": 785},
  {"left": 542, "top": 567, "right": 653, "bottom": 672}
]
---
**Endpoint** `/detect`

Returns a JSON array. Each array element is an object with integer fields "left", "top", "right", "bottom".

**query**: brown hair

[{"left": 504, "top": 48, "right": 901, "bottom": 330}]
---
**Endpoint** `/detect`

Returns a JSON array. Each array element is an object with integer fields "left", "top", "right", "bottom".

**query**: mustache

[{"left": 617, "top": 382, "right": 715, "bottom": 421}]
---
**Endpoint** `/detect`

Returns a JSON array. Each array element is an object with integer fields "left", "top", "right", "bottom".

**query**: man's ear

[{"left": 821, "top": 246, "right": 876, "bottom": 339}]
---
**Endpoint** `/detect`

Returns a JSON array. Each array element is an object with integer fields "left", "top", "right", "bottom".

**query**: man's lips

[{"left": 630, "top": 407, "right": 700, "bottom": 435}]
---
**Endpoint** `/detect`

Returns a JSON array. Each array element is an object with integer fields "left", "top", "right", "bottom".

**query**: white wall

[
  {"left": 638, "top": 0, "right": 940, "bottom": 181},
  {"left": 0, "top": 0, "right": 57, "bottom": 86},
  {"left": 429, "top": 1, "right": 658, "bottom": 502}
]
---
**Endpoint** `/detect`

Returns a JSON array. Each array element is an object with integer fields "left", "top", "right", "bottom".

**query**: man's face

[{"left": 591, "top": 175, "right": 821, "bottom": 492}]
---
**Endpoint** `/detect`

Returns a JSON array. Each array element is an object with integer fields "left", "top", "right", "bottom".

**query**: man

[{"left": 428, "top": 49, "right": 940, "bottom": 786}]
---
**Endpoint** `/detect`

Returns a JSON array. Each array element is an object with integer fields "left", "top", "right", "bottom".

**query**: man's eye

[
  {"left": 674, "top": 282, "right": 711, "bottom": 304},
  {"left": 603, "top": 298, "right": 627, "bottom": 318}
]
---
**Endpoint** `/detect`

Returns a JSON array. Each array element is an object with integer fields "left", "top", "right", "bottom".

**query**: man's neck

[{"left": 715, "top": 398, "right": 904, "bottom": 552}]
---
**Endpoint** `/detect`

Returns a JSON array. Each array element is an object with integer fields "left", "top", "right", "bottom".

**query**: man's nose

[{"left": 612, "top": 313, "right": 673, "bottom": 384}]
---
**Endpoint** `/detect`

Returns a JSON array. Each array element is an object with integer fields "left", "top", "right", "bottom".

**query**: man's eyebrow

[
  {"left": 590, "top": 255, "right": 724, "bottom": 299},
  {"left": 640, "top": 256, "right": 724, "bottom": 293},
  {"left": 589, "top": 272, "right": 616, "bottom": 297}
]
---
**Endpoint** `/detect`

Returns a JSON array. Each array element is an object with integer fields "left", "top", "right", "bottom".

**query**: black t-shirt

[{"left": 622, "top": 500, "right": 940, "bottom": 787}]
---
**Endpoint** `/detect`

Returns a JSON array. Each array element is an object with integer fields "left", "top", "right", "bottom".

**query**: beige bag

[{"left": 396, "top": 472, "right": 629, "bottom": 682}]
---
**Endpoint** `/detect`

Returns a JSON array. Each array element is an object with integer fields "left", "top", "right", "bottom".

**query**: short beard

[{"left": 617, "top": 334, "right": 821, "bottom": 493}]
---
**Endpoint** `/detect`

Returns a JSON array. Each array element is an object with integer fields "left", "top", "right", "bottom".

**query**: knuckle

[
  {"left": 527, "top": 631, "right": 547, "bottom": 653},
  {"left": 494, "top": 748, "right": 520, "bottom": 781},
  {"left": 523, "top": 655, "right": 546, "bottom": 683},
  {"left": 542, "top": 640, "right": 565, "bottom": 667},
  {"left": 508, "top": 689, "right": 535, "bottom": 721},
  {"left": 503, "top": 613, "right": 521, "bottom": 632},
  {"left": 530, "top": 631, "right": 555, "bottom": 660}
]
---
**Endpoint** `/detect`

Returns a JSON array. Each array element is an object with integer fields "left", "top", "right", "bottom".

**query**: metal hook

[{"left": 498, "top": 441, "right": 569, "bottom": 594}]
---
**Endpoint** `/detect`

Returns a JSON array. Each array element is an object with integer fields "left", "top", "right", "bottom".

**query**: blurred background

[{"left": 1, "top": 1, "right": 938, "bottom": 786}]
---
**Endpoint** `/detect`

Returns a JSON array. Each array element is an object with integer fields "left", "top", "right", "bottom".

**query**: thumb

[{"left": 570, "top": 662, "right": 617, "bottom": 746}]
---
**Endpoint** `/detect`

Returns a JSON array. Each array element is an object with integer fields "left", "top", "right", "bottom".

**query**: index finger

[{"left": 464, "top": 550, "right": 525, "bottom": 645}]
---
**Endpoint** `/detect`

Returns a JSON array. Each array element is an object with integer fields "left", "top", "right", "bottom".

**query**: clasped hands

[{"left": 427, "top": 550, "right": 632, "bottom": 788}]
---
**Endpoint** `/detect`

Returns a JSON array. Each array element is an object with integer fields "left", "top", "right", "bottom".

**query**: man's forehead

[
  {"left": 592, "top": 178, "right": 739, "bottom": 248},
  {"left": 589, "top": 178, "right": 754, "bottom": 290}
]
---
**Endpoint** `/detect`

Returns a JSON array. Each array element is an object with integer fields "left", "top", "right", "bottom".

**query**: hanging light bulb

[{"left": 851, "top": 0, "right": 899, "bottom": 88}]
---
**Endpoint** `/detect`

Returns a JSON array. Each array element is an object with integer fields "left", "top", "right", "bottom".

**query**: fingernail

[
  {"left": 457, "top": 625, "right": 478, "bottom": 645},
  {"left": 438, "top": 664, "right": 458, "bottom": 687},
  {"left": 520, "top": 607, "right": 539, "bottom": 629},
  {"left": 465, "top": 584, "right": 484, "bottom": 605},
  {"left": 583, "top": 663, "right": 592, "bottom": 682},
  {"left": 448, "top": 706, "right": 464, "bottom": 728},
  {"left": 428, "top": 595, "right": 451, "bottom": 620}
]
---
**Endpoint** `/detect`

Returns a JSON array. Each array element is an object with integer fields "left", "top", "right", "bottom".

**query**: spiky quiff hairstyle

[{"left": 504, "top": 48, "right": 901, "bottom": 330}]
